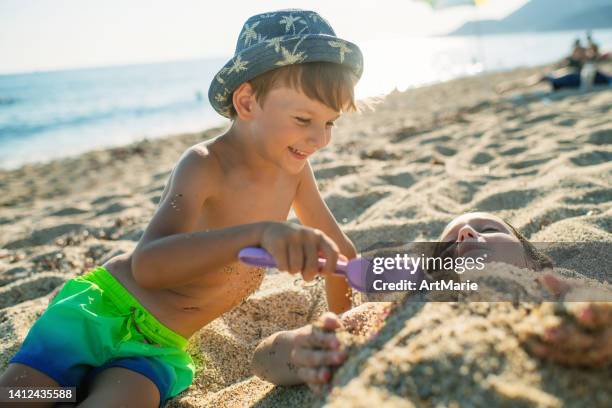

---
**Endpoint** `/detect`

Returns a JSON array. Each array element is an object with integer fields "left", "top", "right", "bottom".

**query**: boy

[{"left": 0, "top": 9, "right": 364, "bottom": 408}]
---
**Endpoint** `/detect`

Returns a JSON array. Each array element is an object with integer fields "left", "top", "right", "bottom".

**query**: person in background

[
  {"left": 560, "top": 38, "right": 587, "bottom": 70},
  {"left": 586, "top": 32, "right": 601, "bottom": 62}
]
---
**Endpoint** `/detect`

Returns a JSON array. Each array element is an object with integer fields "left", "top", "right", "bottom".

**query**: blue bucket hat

[{"left": 208, "top": 9, "right": 364, "bottom": 118}]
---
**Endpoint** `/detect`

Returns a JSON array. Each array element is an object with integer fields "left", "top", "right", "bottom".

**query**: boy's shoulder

[
  {"left": 176, "top": 142, "right": 220, "bottom": 172},
  {"left": 167, "top": 142, "right": 222, "bottom": 194}
]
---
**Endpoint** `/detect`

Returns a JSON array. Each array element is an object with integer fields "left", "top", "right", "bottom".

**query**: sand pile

[
  {"left": 1, "top": 63, "right": 611, "bottom": 407},
  {"left": 324, "top": 296, "right": 610, "bottom": 408}
]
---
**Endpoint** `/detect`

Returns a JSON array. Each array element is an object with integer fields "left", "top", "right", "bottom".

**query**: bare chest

[
  {"left": 110, "top": 172, "right": 300, "bottom": 336},
  {"left": 197, "top": 176, "right": 298, "bottom": 227}
]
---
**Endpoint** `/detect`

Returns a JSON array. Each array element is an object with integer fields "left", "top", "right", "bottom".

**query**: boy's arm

[
  {"left": 292, "top": 161, "right": 357, "bottom": 314},
  {"left": 131, "top": 146, "right": 266, "bottom": 289}
]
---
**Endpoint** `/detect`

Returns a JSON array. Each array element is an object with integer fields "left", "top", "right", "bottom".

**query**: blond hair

[{"left": 228, "top": 62, "right": 359, "bottom": 119}]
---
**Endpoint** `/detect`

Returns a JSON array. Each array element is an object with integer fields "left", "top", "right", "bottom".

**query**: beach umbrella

[{"left": 421, "top": 0, "right": 487, "bottom": 10}]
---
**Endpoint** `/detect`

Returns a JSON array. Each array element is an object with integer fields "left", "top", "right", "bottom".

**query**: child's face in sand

[
  {"left": 246, "top": 85, "right": 340, "bottom": 173},
  {"left": 439, "top": 212, "right": 531, "bottom": 269}
]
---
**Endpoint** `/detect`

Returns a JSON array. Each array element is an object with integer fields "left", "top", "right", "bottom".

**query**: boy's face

[{"left": 248, "top": 85, "right": 340, "bottom": 174}]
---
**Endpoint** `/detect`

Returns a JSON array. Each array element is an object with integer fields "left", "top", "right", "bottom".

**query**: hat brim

[{"left": 208, "top": 34, "right": 363, "bottom": 118}]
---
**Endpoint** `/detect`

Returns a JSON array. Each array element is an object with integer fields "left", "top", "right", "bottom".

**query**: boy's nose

[
  {"left": 457, "top": 225, "right": 478, "bottom": 242},
  {"left": 307, "top": 127, "right": 330, "bottom": 149}
]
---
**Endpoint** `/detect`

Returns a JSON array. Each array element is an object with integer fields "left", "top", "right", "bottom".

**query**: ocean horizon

[{"left": 1, "top": 29, "right": 611, "bottom": 170}]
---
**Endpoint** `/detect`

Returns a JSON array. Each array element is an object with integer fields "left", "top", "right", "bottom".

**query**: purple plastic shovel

[{"left": 238, "top": 246, "right": 370, "bottom": 291}]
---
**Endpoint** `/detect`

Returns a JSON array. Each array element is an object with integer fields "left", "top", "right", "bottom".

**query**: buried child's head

[{"left": 433, "top": 212, "right": 553, "bottom": 272}]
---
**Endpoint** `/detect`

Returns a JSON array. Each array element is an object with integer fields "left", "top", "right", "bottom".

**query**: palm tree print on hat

[
  {"left": 240, "top": 22, "right": 260, "bottom": 47},
  {"left": 328, "top": 41, "right": 353, "bottom": 63},
  {"left": 227, "top": 55, "right": 249, "bottom": 74},
  {"left": 275, "top": 46, "right": 307, "bottom": 66},
  {"left": 265, "top": 37, "right": 283, "bottom": 53},
  {"left": 274, "top": 34, "right": 309, "bottom": 67},
  {"left": 215, "top": 67, "right": 229, "bottom": 85},
  {"left": 279, "top": 14, "right": 302, "bottom": 35}
]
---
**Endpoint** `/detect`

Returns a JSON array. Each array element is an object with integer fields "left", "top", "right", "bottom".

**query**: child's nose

[
  {"left": 307, "top": 127, "right": 330, "bottom": 149},
  {"left": 457, "top": 225, "right": 478, "bottom": 242}
]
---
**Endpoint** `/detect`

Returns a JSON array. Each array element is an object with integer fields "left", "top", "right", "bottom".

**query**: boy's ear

[{"left": 233, "top": 82, "right": 256, "bottom": 120}]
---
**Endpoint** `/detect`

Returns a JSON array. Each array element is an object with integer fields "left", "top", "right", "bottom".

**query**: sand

[{"left": 1, "top": 62, "right": 611, "bottom": 407}]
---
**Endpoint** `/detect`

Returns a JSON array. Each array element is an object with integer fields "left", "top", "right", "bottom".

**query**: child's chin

[
  {"left": 281, "top": 158, "right": 307, "bottom": 174},
  {"left": 280, "top": 153, "right": 308, "bottom": 172}
]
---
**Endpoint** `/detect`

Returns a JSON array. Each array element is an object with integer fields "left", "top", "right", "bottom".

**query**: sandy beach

[{"left": 1, "top": 63, "right": 611, "bottom": 407}]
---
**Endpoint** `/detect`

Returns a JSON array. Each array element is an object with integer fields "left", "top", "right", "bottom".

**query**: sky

[{"left": 0, "top": 0, "right": 529, "bottom": 74}]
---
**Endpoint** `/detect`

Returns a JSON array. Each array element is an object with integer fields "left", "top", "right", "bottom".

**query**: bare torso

[{"left": 103, "top": 140, "right": 301, "bottom": 339}]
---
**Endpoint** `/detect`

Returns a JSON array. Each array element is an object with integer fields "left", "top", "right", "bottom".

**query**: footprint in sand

[
  {"left": 152, "top": 170, "right": 171, "bottom": 181},
  {"left": 95, "top": 202, "right": 130, "bottom": 216},
  {"left": 471, "top": 152, "right": 495, "bottom": 165},
  {"left": 391, "top": 126, "right": 431, "bottom": 143},
  {"left": 112, "top": 228, "right": 144, "bottom": 242},
  {"left": 519, "top": 207, "right": 594, "bottom": 237},
  {"left": 0, "top": 273, "right": 66, "bottom": 309},
  {"left": 325, "top": 191, "right": 391, "bottom": 224},
  {"left": 379, "top": 171, "right": 416, "bottom": 189},
  {"left": 314, "top": 164, "right": 359, "bottom": 180},
  {"left": 150, "top": 195, "right": 162, "bottom": 205},
  {"left": 0, "top": 215, "right": 23, "bottom": 225},
  {"left": 0, "top": 267, "right": 29, "bottom": 286},
  {"left": 50, "top": 206, "right": 90, "bottom": 217},
  {"left": 145, "top": 184, "right": 165, "bottom": 194},
  {"left": 585, "top": 129, "right": 612, "bottom": 146},
  {"left": 473, "top": 188, "right": 540, "bottom": 212},
  {"left": 564, "top": 189, "right": 612, "bottom": 205},
  {"left": 507, "top": 157, "right": 553, "bottom": 170},
  {"left": 437, "top": 179, "right": 485, "bottom": 205},
  {"left": 419, "top": 135, "right": 452, "bottom": 145},
  {"left": 499, "top": 146, "right": 528, "bottom": 156},
  {"left": 91, "top": 194, "right": 130, "bottom": 205},
  {"left": 554, "top": 118, "right": 577, "bottom": 127},
  {"left": 523, "top": 113, "right": 559, "bottom": 125},
  {"left": 5, "top": 223, "right": 86, "bottom": 249},
  {"left": 501, "top": 126, "right": 524, "bottom": 134},
  {"left": 569, "top": 150, "right": 612, "bottom": 167},
  {"left": 434, "top": 145, "right": 457, "bottom": 157}
]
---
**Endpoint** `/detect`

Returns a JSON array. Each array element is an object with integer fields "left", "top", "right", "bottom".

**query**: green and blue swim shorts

[{"left": 9, "top": 266, "right": 196, "bottom": 406}]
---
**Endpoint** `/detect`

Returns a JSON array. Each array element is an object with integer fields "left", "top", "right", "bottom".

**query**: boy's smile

[
  {"left": 238, "top": 84, "right": 341, "bottom": 174},
  {"left": 288, "top": 145, "right": 311, "bottom": 160}
]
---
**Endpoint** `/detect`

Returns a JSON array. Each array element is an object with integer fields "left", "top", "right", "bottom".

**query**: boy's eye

[
  {"left": 481, "top": 227, "right": 498, "bottom": 233},
  {"left": 294, "top": 117, "right": 335, "bottom": 127}
]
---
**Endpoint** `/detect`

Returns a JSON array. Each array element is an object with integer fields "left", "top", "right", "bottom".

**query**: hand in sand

[
  {"left": 290, "top": 312, "right": 347, "bottom": 394},
  {"left": 260, "top": 222, "right": 344, "bottom": 281},
  {"left": 527, "top": 273, "right": 612, "bottom": 367}
]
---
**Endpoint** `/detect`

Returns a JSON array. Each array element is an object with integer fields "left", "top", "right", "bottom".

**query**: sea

[{"left": 1, "top": 29, "right": 611, "bottom": 169}]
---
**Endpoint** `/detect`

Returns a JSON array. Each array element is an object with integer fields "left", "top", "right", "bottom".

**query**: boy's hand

[
  {"left": 260, "top": 222, "right": 343, "bottom": 281},
  {"left": 290, "top": 313, "right": 347, "bottom": 394}
]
